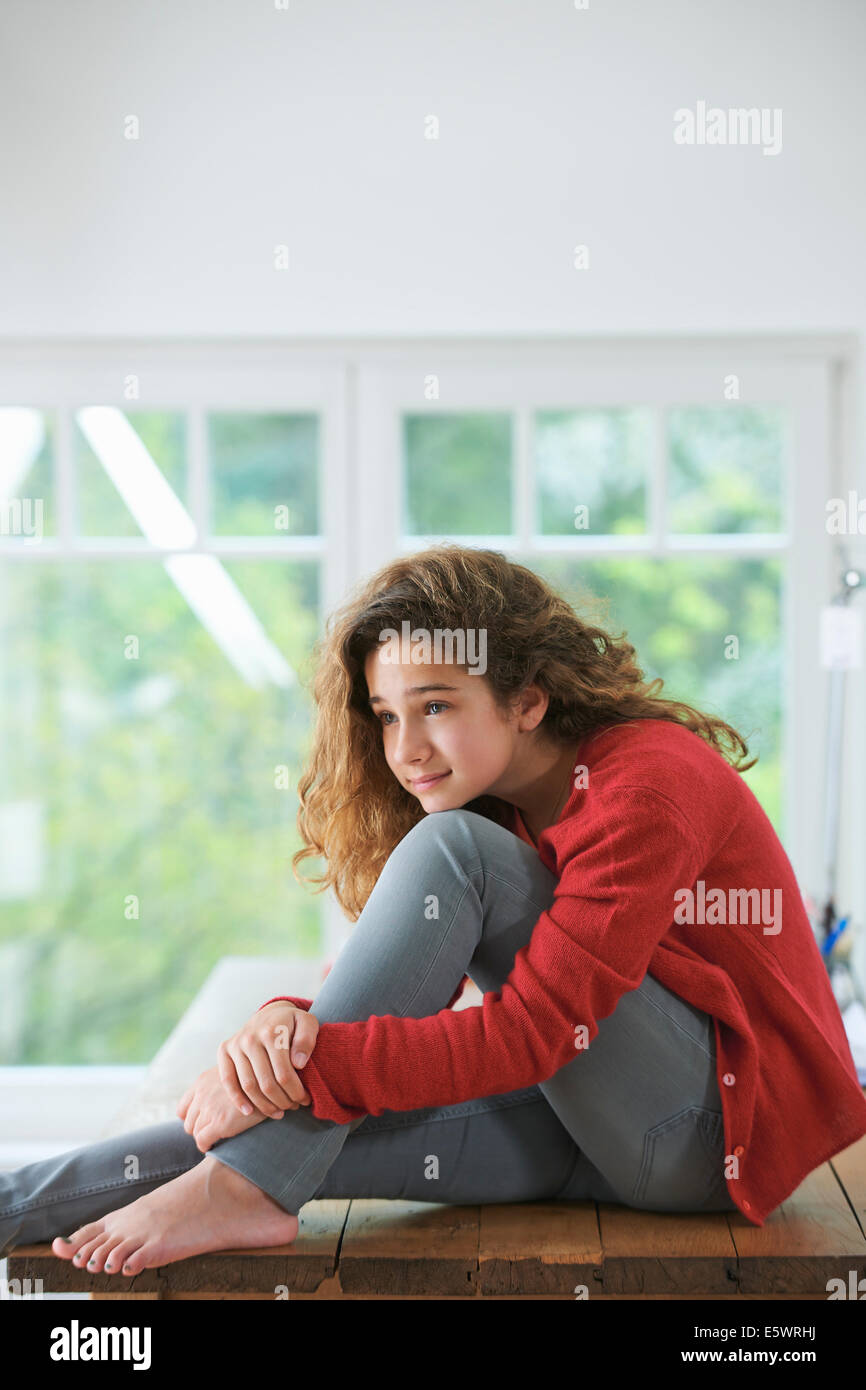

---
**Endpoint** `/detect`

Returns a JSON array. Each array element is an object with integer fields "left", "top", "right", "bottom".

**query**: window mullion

[
  {"left": 514, "top": 407, "right": 531, "bottom": 554},
  {"left": 187, "top": 408, "right": 209, "bottom": 546},
  {"left": 649, "top": 405, "right": 666, "bottom": 557},
  {"left": 56, "top": 407, "right": 76, "bottom": 546}
]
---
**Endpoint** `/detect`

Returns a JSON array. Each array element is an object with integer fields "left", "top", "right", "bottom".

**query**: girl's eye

[{"left": 378, "top": 701, "right": 449, "bottom": 726}]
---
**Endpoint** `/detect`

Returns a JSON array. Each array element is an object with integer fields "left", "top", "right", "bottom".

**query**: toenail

[
  {"left": 60, "top": 1236, "right": 73, "bottom": 1244},
  {"left": 105, "top": 1263, "right": 113, "bottom": 1271}
]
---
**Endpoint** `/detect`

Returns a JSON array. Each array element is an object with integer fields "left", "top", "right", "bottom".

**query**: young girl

[{"left": 3, "top": 543, "right": 865, "bottom": 1278}]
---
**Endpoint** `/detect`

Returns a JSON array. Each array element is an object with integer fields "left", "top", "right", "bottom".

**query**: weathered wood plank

[
  {"left": 478, "top": 1200, "right": 602, "bottom": 1295},
  {"left": 597, "top": 1206, "right": 739, "bottom": 1296},
  {"left": 337, "top": 1200, "right": 480, "bottom": 1296}
]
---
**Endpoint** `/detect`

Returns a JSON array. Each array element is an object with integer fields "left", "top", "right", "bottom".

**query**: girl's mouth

[{"left": 411, "top": 772, "right": 451, "bottom": 791}]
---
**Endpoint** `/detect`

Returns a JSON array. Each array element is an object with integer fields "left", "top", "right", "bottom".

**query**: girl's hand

[
  {"left": 217, "top": 1002, "right": 320, "bottom": 1118},
  {"left": 176, "top": 1065, "right": 273, "bottom": 1153}
]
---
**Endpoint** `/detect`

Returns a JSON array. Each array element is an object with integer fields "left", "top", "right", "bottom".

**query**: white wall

[{"left": 1, "top": 0, "right": 864, "bottom": 339}]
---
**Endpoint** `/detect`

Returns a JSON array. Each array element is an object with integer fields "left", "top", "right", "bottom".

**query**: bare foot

[{"left": 50, "top": 1156, "right": 299, "bottom": 1276}]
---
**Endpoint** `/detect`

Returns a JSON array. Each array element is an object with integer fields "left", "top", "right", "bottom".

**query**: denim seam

[
  {"left": 638, "top": 988, "right": 715, "bottom": 1060},
  {"left": 553, "top": 1147, "right": 584, "bottom": 1201},
  {"left": 632, "top": 1105, "right": 722, "bottom": 1205},
  {"left": 478, "top": 869, "right": 556, "bottom": 919},
  {"left": 352, "top": 1090, "right": 547, "bottom": 1135},
  {"left": 0, "top": 1167, "right": 192, "bottom": 1219},
  {"left": 399, "top": 870, "right": 480, "bottom": 1016}
]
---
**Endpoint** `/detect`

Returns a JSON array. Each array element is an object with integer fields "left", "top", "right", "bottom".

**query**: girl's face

[{"left": 363, "top": 644, "right": 543, "bottom": 811}]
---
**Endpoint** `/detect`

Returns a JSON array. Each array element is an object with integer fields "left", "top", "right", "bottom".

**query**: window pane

[
  {"left": 0, "top": 408, "right": 55, "bottom": 540},
  {"left": 77, "top": 411, "right": 187, "bottom": 538},
  {"left": 531, "top": 555, "right": 783, "bottom": 833},
  {"left": 0, "top": 558, "right": 321, "bottom": 1064},
  {"left": 535, "top": 408, "right": 651, "bottom": 535},
  {"left": 404, "top": 414, "right": 512, "bottom": 534},
  {"left": 210, "top": 413, "right": 319, "bottom": 536},
  {"left": 668, "top": 406, "right": 785, "bottom": 534}
]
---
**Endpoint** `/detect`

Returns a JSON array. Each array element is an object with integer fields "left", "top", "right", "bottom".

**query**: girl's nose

[{"left": 395, "top": 723, "right": 430, "bottom": 762}]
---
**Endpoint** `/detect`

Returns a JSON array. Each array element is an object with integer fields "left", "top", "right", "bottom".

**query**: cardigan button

[
  {"left": 742, "top": 1200, "right": 751, "bottom": 1210},
  {"left": 722, "top": 1072, "right": 736, "bottom": 1086},
  {"left": 733, "top": 1145, "right": 745, "bottom": 1157}
]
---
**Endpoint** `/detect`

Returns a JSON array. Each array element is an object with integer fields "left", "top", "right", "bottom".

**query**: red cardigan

[{"left": 259, "top": 719, "right": 866, "bottom": 1226}]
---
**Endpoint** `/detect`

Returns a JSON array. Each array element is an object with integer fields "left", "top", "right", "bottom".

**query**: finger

[
  {"left": 225, "top": 1041, "right": 284, "bottom": 1116},
  {"left": 217, "top": 1041, "right": 254, "bottom": 1115},
  {"left": 183, "top": 1097, "right": 201, "bottom": 1136},
  {"left": 264, "top": 1014, "right": 316, "bottom": 1102},
  {"left": 264, "top": 1027, "right": 313, "bottom": 1105},
  {"left": 289, "top": 1016, "right": 319, "bottom": 1070},
  {"left": 266, "top": 1040, "right": 313, "bottom": 1106},
  {"left": 241, "top": 1039, "right": 297, "bottom": 1115},
  {"left": 176, "top": 1087, "right": 193, "bottom": 1120}
]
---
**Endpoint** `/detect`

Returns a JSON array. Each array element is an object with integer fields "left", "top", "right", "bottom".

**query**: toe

[
  {"left": 51, "top": 1235, "right": 79, "bottom": 1261},
  {"left": 104, "top": 1236, "right": 141, "bottom": 1274},
  {"left": 120, "top": 1241, "right": 154, "bottom": 1277},
  {"left": 72, "top": 1236, "right": 105, "bottom": 1269},
  {"left": 85, "top": 1237, "right": 118, "bottom": 1273},
  {"left": 52, "top": 1220, "right": 104, "bottom": 1261}
]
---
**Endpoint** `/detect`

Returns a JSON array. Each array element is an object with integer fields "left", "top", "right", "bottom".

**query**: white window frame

[{"left": 0, "top": 333, "right": 859, "bottom": 1142}]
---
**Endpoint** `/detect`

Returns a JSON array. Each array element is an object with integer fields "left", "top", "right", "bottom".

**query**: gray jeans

[{"left": 0, "top": 809, "right": 735, "bottom": 1255}]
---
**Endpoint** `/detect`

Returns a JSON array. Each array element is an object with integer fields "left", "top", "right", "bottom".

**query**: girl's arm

[{"left": 269, "top": 788, "right": 705, "bottom": 1125}]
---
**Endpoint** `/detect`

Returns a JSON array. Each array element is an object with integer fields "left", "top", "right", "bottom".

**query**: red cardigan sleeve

[
  {"left": 273, "top": 788, "right": 704, "bottom": 1125},
  {"left": 259, "top": 996, "right": 314, "bottom": 1012}
]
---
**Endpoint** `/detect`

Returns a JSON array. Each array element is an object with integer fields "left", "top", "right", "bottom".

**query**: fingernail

[
  {"left": 240, "top": 1103, "right": 252, "bottom": 1115},
  {"left": 293, "top": 1053, "right": 308, "bottom": 1066}
]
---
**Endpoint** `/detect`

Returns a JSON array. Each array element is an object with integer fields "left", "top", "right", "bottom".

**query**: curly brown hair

[{"left": 291, "top": 543, "right": 756, "bottom": 920}]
